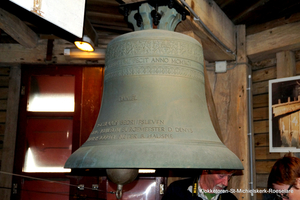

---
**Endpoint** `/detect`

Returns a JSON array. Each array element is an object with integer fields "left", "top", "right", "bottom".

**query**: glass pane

[
  {"left": 21, "top": 180, "right": 70, "bottom": 200},
  {"left": 27, "top": 75, "right": 75, "bottom": 112},
  {"left": 23, "top": 118, "right": 73, "bottom": 173}
]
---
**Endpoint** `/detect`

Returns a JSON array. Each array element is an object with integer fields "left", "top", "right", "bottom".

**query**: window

[
  {"left": 13, "top": 65, "right": 165, "bottom": 200},
  {"left": 27, "top": 75, "right": 75, "bottom": 112},
  {"left": 23, "top": 118, "right": 73, "bottom": 173},
  {"left": 13, "top": 66, "right": 84, "bottom": 200}
]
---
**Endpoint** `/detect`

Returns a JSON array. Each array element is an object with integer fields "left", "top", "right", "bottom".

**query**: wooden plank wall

[
  {"left": 252, "top": 50, "right": 300, "bottom": 200},
  {"left": 0, "top": 67, "right": 10, "bottom": 168},
  {"left": 0, "top": 66, "right": 21, "bottom": 200}
]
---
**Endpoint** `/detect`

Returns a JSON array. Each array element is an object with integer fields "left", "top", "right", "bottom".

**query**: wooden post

[
  {"left": 207, "top": 25, "right": 252, "bottom": 200},
  {"left": 276, "top": 51, "right": 296, "bottom": 78},
  {"left": 0, "top": 65, "right": 21, "bottom": 200}
]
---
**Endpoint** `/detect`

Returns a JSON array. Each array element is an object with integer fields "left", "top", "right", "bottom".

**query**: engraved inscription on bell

[
  {"left": 88, "top": 118, "right": 194, "bottom": 142},
  {"left": 119, "top": 95, "right": 137, "bottom": 102},
  {"left": 95, "top": 30, "right": 206, "bottom": 144}
]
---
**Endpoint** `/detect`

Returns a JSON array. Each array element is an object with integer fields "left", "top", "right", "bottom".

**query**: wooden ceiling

[
  {"left": 85, "top": 0, "right": 300, "bottom": 43},
  {"left": 1, "top": 0, "right": 300, "bottom": 62},
  {"left": 214, "top": 0, "right": 300, "bottom": 35},
  {"left": 87, "top": 0, "right": 300, "bottom": 35},
  {"left": 2, "top": 0, "right": 300, "bottom": 38}
]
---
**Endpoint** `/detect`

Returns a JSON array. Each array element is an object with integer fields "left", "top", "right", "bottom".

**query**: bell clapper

[
  {"left": 116, "top": 184, "right": 123, "bottom": 199},
  {"left": 106, "top": 168, "right": 138, "bottom": 199}
]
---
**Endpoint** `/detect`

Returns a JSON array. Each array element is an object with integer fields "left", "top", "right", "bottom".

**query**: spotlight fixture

[
  {"left": 74, "top": 35, "right": 95, "bottom": 52},
  {"left": 74, "top": 18, "right": 98, "bottom": 52}
]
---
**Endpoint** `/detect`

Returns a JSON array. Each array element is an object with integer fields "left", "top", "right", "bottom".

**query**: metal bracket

[
  {"left": 92, "top": 184, "right": 99, "bottom": 190},
  {"left": 12, "top": 183, "right": 18, "bottom": 194},
  {"left": 160, "top": 184, "right": 165, "bottom": 194},
  {"left": 77, "top": 184, "right": 84, "bottom": 191}
]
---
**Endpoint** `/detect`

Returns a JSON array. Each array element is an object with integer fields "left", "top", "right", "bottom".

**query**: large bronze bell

[
  {"left": 65, "top": 29, "right": 243, "bottom": 170},
  {"left": 65, "top": 2, "right": 243, "bottom": 198}
]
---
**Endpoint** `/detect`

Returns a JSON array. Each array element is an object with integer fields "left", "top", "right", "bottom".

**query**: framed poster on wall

[{"left": 269, "top": 75, "right": 300, "bottom": 152}]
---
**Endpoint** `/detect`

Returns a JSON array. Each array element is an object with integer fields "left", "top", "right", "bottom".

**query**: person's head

[
  {"left": 268, "top": 153, "right": 300, "bottom": 200},
  {"left": 199, "top": 169, "right": 235, "bottom": 191}
]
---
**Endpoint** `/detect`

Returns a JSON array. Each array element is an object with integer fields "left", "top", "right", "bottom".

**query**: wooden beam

[
  {"left": 247, "top": 21, "right": 300, "bottom": 62},
  {"left": 176, "top": 18, "right": 235, "bottom": 61},
  {"left": 186, "top": 0, "right": 236, "bottom": 52},
  {"left": 0, "top": 39, "right": 105, "bottom": 64},
  {"left": 229, "top": 25, "right": 252, "bottom": 200},
  {"left": 86, "top": 1, "right": 121, "bottom": 14},
  {"left": 176, "top": 0, "right": 236, "bottom": 61},
  {"left": 0, "top": 8, "right": 38, "bottom": 48},
  {"left": 86, "top": 11, "right": 129, "bottom": 28},
  {"left": 232, "top": 0, "right": 270, "bottom": 24},
  {"left": 217, "top": 0, "right": 235, "bottom": 8},
  {"left": 89, "top": 0, "right": 119, "bottom": 6},
  {"left": 252, "top": 67, "right": 276, "bottom": 82},
  {"left": 276, "top": 51, "right": 296, "bottom": 78},
  {"left": 246, "top": 12, "right": 300, "bottom": 35},
  {"left": 121, "top": 0, "right": 144, "bottom": 3}
]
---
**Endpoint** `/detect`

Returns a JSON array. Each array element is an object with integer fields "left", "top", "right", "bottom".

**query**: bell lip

[
  {"left": 66, "top": 167, "right": 244, "bottom": 171},
  {"left": 64, "top": 168, "right": 244, "bottom": 178},
  {"left": 64, "top": 143, "right": 244, "bottom": 171},
  {"left": 64, "top": 164, "right": 244, "bottom": 172}
]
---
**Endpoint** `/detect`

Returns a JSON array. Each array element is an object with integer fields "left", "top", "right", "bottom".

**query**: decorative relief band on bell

[
  {"left": 104, "top": 65, "right": 204, "bottom": 81},
  {"left": 107, "top": 57, "right": 200, "bottom": 69},
  {"left": 105, "top": 38, "right": 204, "bottom": 65}
]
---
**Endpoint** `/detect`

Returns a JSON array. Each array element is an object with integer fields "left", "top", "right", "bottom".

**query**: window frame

[{"left": 14, "top": 65, "right": 83, "bottom": 179}]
